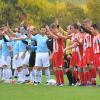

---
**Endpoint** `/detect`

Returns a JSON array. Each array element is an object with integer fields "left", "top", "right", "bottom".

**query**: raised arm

[
  {"left": 64, "top": 42, "right": 79, "bottom": 52},
  {"left": 55, "top": 32, "right": 68, "bottom": 40},
  {"left": 59, "top": 26, "right": 68, "bottom": 35},
  {"left": 2, "top": 26, "right": 14, "bottom": 41},
  {"left": 55, "top": 18, "right": 68, "bottom": 35},
  {"left": 14, "top": 35, "right": 28, "bottom": 41},
  {"left": 5, "top": 32, "right": 14, "bottom": 41},
  {"left": 7, "top": 22, "right": 17, "bottom": 37}
]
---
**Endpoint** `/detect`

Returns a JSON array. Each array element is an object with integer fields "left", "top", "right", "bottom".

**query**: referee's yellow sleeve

[{"left": 59, "top": 27, "right": 68, "bottom": 35}]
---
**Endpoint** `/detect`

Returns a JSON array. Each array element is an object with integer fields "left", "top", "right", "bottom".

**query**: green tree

[{"left": 86, "top": 0, "right": 100, "bottom": 23}]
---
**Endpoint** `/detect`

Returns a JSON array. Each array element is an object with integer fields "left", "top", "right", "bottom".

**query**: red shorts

[
  {"left": 70, "top": 52, "right": 79, "bottom": 67},
  {"left": 93, "top": 53, "right": 100, "bottom": 68},
  {"left": 52, "top": 51, "right": 64, "bottom": 67},
  {"left": 84, "top": 47, "right": 94, "bottom": 65},
  {"left": 78, "top": 58, "right": 84, "bottom": 68}
]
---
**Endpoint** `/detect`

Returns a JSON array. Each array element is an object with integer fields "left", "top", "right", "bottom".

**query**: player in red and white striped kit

[{"left": 92, "top": 24, "right": 100, "bottom": 80}]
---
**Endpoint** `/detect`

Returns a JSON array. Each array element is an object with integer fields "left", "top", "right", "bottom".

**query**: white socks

[
  {"left": 6, "top": 68, "right": 12, "bottom": 79},
  {"left": 17, "top": 70, "right": 25, "bottom": 82},
  {"left": 1, "top": 67, "right": 51, "bottom": 83},
  {"left": 2, "top": 67, "right": 12, "bottom": 80},
  {"left": 36, "top": 70, "right": 42, "bottom": 83},
  {"left": 45, "top": 68, "right": 50, "bottom": 82},
  {"left": 18, "top": 67, "right": 30, "bottom": 82},
  {"left": 14, "top": 69, "right": 18, "bottom": 79},
  {"left": 30, "top": 71, "right": 33, "bottom": 82},
  {"left": 30, "top": 69, "right": 50, "bottom": 83},
  {"left": 23, "top": 67, "right": 30, "bottom": 81},
  {"left": 30, "top": 70, "right": 38, "bottom": 83}
]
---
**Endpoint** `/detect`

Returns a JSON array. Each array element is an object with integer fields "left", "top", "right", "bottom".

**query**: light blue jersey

[
  {"left": 11, "top": 41, "right": 19, "bottom": 56},
  {"left": 12, "top": 33, "right": 21, "bottom": 55},
  {"left": 2, "top": 40, "right": 10, "bottom": 56},
  {"left": 19, "top": 34, "right": 27, "bottom": 52},
  {"left": 32, "top": 34, "right": 49, "bottom": 52}
]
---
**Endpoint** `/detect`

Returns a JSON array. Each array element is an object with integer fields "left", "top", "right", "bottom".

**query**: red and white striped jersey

[
  {"left": 83, "top": 34, "right": 93, "bottom": 51},
  {"left": 53, "top": 38, "right": 58, "bottom": 52},
  {"left": 93, "top": 34, "right": 100, "bottom": 54},
  {"left": 53, "top": 35, "right": 64, "bottom": 53},
  {"left": 71, "top": 33, "right": 81, "bottom": 52}
]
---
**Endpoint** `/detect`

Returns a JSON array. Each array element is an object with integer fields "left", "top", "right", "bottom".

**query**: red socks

[
  {"left": 73, "top": 69, "right": 79, "bottom": 83},
  {"left": 59, "top": 70, "right": 64, "bottom": 84},
  {"left": 55, "top": 69, "right": 64, "bottom": 85},
  {"left": 90, "top": 68, "right": 96, "bottom": 85},
  {"left": 80, "top": 72, "right": 85, "bottom": 85},
  {"left": 55, "top": 70, "right": 60, "bottom": 84},
  {"left": 85, "top": 71, "right": 91, "bottom": 84},
  {"left": 85, "top": 68, "right": 96, "bottom": 85}
]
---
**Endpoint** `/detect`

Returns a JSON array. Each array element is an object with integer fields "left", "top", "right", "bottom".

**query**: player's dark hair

[
  {"left": 72, "top": 23, "right": 79, "bottom": 29},
  {"left": 40, "top": 25, "right": 46, "bottom": 29},
  {"left": 92, "top": 24, "right": 99, "bottom": 30},
  {"left": 72, "top": 23, "right": 81, "bottom": 31},
  {"left": 49, "top": 23, "right": 57, "bottom": 29},
  {"left": 23, "top": 25, "right": 27, "bottom": 30}
]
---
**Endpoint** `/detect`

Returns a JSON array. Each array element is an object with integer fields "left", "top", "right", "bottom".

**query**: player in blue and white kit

[
  {"left": 2, "top": 34, "right": 12, "bottom": 82},
  {"left": 27, "top": 26, "right": 51, "bottom": 85},
  {"left": 13, "top": 28, "right": 29, "bottom": 83}
]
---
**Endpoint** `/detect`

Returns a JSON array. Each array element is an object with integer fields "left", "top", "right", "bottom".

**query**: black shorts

[
  {"left": 29, "top": 51, "right": 36, "bottom": 67},
  {"left": 46, "top": 38, "right": 53, "bottom": 52}
]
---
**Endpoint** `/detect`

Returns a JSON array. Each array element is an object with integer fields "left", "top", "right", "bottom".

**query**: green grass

[{"left": 0, "top": 76, "right": 100, "bottom": 100}]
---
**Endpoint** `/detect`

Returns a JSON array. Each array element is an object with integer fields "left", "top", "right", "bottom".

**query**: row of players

[{"left": 0, "top": 19, "right": 100, "bottom": 86}]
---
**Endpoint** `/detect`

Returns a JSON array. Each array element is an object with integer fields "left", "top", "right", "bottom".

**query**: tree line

[{"left": 0, "top": 0, "right": 100, "bottom": 29}]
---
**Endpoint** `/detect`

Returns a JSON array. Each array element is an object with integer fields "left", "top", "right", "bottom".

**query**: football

[{"left": 48, "top": 79, "right": 56, "bottom": 85}]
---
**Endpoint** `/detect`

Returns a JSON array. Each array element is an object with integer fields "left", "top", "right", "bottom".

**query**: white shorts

[
  {"left": 12, "top": 54, "right": 20, "bottom": 69},
  {"left": 22, "top": 51, "right": 30, "bottom": 66},
  {"left": 35, "top": 52, "right": 50, "bottom": 67},
  {"left": 2, "top": 55, "right": 11, "bottom": 66},
  {"left": 19, "top": 52, "right": 25, "bottom": 67}
]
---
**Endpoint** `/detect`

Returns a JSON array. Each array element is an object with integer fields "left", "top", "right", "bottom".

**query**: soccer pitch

[{"left": 0, "top": 77, "right": 100, "bottom": 100}]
